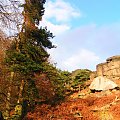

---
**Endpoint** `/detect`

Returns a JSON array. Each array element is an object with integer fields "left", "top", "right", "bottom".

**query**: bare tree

[{"left": 0, "top": 0, "right": 23, "bottom": 36}]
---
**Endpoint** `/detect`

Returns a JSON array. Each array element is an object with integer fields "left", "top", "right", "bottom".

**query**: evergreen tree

[
  {"left": 71, "top": 69, "right": 91, "bottom": 91},
  {"left": 4, "top": 0, "right": 55, "bottom": 118},
  {"left": 6, "top": 0, "right": 54, "bottom": 75}
]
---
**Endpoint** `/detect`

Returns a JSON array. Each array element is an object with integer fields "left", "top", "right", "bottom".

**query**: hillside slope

[{"left": 24, "top": 81, "right": 120, "bottom": 120}]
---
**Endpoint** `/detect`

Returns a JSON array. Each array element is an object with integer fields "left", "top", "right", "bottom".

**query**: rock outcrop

[
  {"left": 91, "top": 55, "right": 120, "bottom": 81},
  {"left": 96, "top": 55, "right": 120, "bottom": 80}
]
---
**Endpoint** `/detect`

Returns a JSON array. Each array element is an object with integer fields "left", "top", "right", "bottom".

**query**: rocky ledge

[{"left": 91, "top": 55, "right": 120, "bottom": 81}]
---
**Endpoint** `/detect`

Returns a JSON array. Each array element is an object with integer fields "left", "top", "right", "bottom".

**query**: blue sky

[{"left": 41, "top": 0, "right": 120, "bottom": 72}]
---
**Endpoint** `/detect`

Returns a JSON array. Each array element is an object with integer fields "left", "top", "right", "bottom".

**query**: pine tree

[
  {"left": 4, "top": 0, "right": 54, "bottom": 118},
  {"left": 6, "top": 0, "right": 54, "bottom": 75}
]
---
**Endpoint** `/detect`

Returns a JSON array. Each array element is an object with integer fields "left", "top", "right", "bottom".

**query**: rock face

[
  {"left": 91, "top": 55, "right": 120, "bottom": 81},
  {"left": 96, "top": 55, "right": 120, "bottom": 80}
]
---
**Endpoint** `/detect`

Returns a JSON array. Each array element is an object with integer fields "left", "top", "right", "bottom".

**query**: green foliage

[
  {"left": 71, "top": 69, "right": 91, "bottom": 90},
  {"left": 58, "top": 70, "right": 71, "bottom": 91},
  {"left": 23, "top": 0, "right": 46, "bottom": 25},
  {"left": 59, "top": 70, "right": 71, "bottom": 82},
  {"left": 19, "top": 27, "right": 54, "bottom": 49},
  {"left": 5, "top": 0, "right": 54, "bottom": 75},
  {"left": 5, "top": 50, "right": 43, "bottom": 74},
  {"left": 43, "top": 63, "right": 66, "bottom": 99},
  {"left": 23, "top": 78, "right": 39, "bottom": 106}
]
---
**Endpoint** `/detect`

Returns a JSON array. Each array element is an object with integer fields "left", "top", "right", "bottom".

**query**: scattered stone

[{"left": 74, "top": 111, "right": 83, "bottom": 118}]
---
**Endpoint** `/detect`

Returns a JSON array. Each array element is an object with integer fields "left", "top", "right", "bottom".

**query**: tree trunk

[
  {"left": 6, "top": 71, "right": 14, "bottom": 118},
  {"left": 17, "top": 80, "right": 25, "bottom": 104}
]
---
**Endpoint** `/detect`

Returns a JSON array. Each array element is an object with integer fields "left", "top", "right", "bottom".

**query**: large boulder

[{"left": 89, "top": 76, "right": 118, "bottom": 91}]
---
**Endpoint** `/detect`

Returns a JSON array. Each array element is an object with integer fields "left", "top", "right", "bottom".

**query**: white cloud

[
  {"left": 41, "top": 18, "right": 70, "bottom": 36},
  {"left": 41, "top": 0, "right": 81, "bottom": 36},
  {"left": 48, "top": 23, "right": 120, "bottom": 72},
  {"left": 62, "top": 49, "right": 100, "bottom": 71},
  {"left": 44, "top": 0, "right": 81, "bottom": 23}
]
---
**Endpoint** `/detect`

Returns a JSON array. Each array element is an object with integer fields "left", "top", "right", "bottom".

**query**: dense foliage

[{"left": 71, "top": 69, "right": 91, "bottom": 91}]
